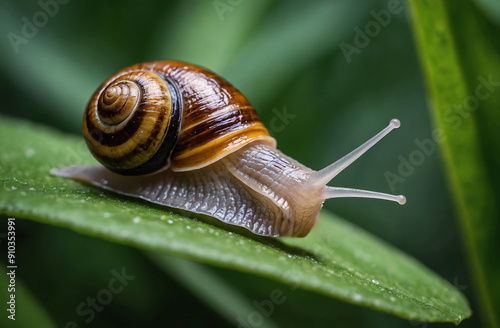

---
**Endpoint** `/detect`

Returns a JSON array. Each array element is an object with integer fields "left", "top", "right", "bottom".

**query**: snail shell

[
  {"left": 53, "top": 61, "right": 405, "bottom": 237},
  {"left": 84, "top": 61, "right": 275, "bottom": 175}
]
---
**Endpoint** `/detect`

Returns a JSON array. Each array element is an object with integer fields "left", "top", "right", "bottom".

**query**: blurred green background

[{"left": 1, "top": 0, "right": 499, "bottom": 327}]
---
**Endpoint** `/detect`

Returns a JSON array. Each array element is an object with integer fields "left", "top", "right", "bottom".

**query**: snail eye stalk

[{"left": 315, "top": 119, "right": 406, "bottom": 205}]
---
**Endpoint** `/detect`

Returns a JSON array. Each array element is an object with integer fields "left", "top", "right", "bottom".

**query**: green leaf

[
  {"left": 0, "top": 115, "right": 470, "bottom": 323},
  {"left": 410, "top": 1, "right": 500, "bottom": 327}
]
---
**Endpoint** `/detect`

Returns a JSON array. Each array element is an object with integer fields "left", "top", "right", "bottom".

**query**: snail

[{"left": 52, "top": 61, "right": 406, "bottom": 237}]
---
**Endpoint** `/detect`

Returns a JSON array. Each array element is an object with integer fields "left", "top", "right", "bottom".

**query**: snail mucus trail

[{"left": 52, "top": 61, "right": 406, "bottom": 237}]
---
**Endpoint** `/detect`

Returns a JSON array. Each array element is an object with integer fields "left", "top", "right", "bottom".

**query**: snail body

[{"left": 53, "top": 61, "right": 405, "bottom": 237}]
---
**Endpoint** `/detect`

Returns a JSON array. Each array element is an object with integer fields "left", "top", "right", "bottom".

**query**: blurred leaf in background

[
  {"left": 0, "top": 0, "right": 499, "bottom": 327},
  {"left": 411, "top": 0, "right": 500, "bottom": 327}
]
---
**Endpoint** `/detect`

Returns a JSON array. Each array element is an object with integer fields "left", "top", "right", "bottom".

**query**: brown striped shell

[{"left": 83, "top": 61, "right": 276, "bottom": 175}]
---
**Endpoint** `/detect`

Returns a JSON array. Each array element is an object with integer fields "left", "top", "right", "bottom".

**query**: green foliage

[
  {"left": 0, "top": 116, "right": 470, "bottom": 323},
  {"left": 411, "top": 1, "right": 500, "bottom": 327},
  {"left": 1, "top": 0, "right": 499, "bottom": 326}
]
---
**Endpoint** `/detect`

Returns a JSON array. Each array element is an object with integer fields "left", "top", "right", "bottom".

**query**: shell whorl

[
  {"left": 84, "top": 61, "right": 276, "bottom": 175},
  {"left": 83, "top": 71, "right": 182, "bottom": 175},
  {"left": 97, "top": 80, "right": 140, "bottom": 125}
]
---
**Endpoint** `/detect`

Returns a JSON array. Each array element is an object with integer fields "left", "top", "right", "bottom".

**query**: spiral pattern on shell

[
  {"left": 83, "top": 71, "right": 182, "bottom": 175},
  {"left": 83, "top": 61, "right": 277, "bottom": 175},
  {"left": 97, "top": 80, "right": 140, "bottom": 125}
]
